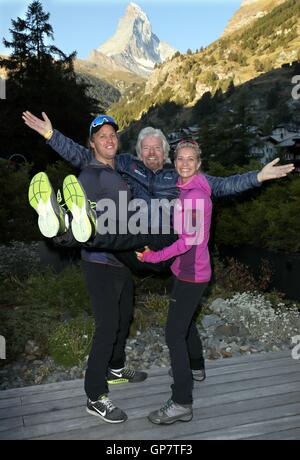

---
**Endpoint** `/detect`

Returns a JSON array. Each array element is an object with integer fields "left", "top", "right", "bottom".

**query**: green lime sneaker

[
  {"left": 28, "top": 172, "right": 68, "bottom": 238},
  {"left": 62, "top": 175, "right": 96, "bottom": 243}
]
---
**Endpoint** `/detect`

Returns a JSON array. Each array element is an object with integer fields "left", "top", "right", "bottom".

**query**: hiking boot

[
  {"left": 148, "top": 398, "right": 193, "bottom": 425},
  {"left": 63, "top": 175, "right": 96, "bottom": 243},
  {"left": 86, "top": 394, "right": 127, "bottom": 424},
  {"left": 28, "top": 172, "right": 68, "bottom": 238},
  {"left": 168, "top": 367, "right": 206, "bottom": 382},
  {"left": 107, "top": 367, "right": 148, "bottom": 384}
]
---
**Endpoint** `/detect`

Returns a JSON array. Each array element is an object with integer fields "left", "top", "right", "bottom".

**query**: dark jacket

[
  {"left": 78, "top": 158, "right": 131, "bottom": 266},
  {"left": 48, "top": 130, "right": 262, "bottom": 204}
]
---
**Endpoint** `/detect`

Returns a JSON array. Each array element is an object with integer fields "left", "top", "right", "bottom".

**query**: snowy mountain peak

[
  {"left": 128, "top": 2, "right": 147, "bottom": 17},
  {"left": 90, "top": 2, "right": 177, "bottom": 77}
]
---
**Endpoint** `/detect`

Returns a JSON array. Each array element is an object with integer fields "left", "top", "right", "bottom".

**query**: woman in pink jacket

[{"left": 137, "top": 140, "right": 212, "bottom": 425}]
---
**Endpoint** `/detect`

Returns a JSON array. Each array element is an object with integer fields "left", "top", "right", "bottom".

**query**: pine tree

[{"left": 0, "top": 1, "right": 99, "bottom": 168}]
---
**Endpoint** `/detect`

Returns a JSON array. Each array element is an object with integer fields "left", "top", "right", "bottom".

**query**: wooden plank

[
  {"left": 0, "top": 416, "right": 103, "bottom": 440},
  {"left": 0, "top": 397, "right": 21, "bottom": 409},
  {"left": 24, "top": 389, "right": 300, "bottom": 437},
  {"left": 0, "top": 351, "right": 291, "bottom": 400},
  {"left": 0, "top": 360, "right": 299, "bottom": 408},
  {"left": 30, "top": 402, "right": 300, "bottom": 441},
  {"left": 245, "top": 427, "right": 300, "bottom": 440},
  {"left": 203, "top": 357, "right": 299, "bottom": 377},
  {"left": 0, "top": 394, "right": 86, "bottom": 420},
  {"left": 20, "top": 361, "right": 299, "bottom": 406},
  {"left": 0, "top": 417, "right": 24, "bottom": 432},
  {"left": 8, "top": 380, "right": 300, "bottom": 439},
  {"left": 205, "top": 350, "right": 290, "bottom": 365},
  {"left": 178, "top": 415, "right": 300, "bottom": 440},
  {"left": 16, "top": 381, "right": 300, "bottom": 429},
  {"left": 0, "top": 351, "right": 298, "bottom": 440},
  {"left": 0, "top": 379, "right": 83, "bottom": 400},
  {"left": 112, "top": 403, "right": 300, "bottom": 441},
  {"left": 1, "top": 366, "right": 300, "bottom": 421}
]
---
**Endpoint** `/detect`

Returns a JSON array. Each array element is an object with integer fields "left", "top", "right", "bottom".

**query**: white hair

[{"left": 136, "top": 127, "right": 170, "bottom": 160}]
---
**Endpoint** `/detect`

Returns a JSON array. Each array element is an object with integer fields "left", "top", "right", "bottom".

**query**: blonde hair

[{"left": 174, "top": 140, "right": 202, "bottom": 162}]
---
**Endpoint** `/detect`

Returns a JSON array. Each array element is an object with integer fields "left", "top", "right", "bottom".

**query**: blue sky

[{"left": 0, "top": 0, "right": 241, "bottom": 58}]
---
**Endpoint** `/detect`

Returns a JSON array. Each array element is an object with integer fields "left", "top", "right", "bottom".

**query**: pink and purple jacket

[{"left": 143, "top": 173, "right": 212, "bottom": 283}]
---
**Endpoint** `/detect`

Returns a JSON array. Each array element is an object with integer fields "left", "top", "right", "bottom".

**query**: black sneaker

[
  {"left": 86, "top": 395, "right": 127, "bottom": 424},
  {"left": 168, "top": 367, "right": 206, "bottom": 382},
  {"left": 107, "top": 367, "right": 148, "bottom": 384}
]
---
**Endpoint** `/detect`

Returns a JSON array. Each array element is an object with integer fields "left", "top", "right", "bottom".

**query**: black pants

[
  {"left": 82, "top": 261, "right": 134, "bottom": 401},
  {"left": 54, "top": 227, "right": 177, "bottom": 274},
  {"left": 165, "top": 278, "right": 208, "bottom": 405}
]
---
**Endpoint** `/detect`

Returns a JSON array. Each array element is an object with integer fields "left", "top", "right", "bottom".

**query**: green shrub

[
  {"left": 0, "top": 266, "right": 91, "bottom": 362},
  {"left": 48, "top": 317, "right": 94, "bottom": 367},
  {"left": 20, "top": 266, "right": 91, "bottom": 317},
  {"left": 214, "top": 176, "right": 300, "bottom": 253},
  {"left": 0, "top": 161, "right": 39, "bottom": 243},
  {"left": 209, "top": 256, "right": 273, "bottom": 300},
  {"left": 131, "top": 293, "right": 169, "bottom": 334}
]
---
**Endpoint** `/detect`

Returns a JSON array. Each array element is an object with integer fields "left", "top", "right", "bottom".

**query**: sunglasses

[
  {"left": 89, "top": 115, "right": 119, "bottom": 137},
  {"left": 177, "top": 138, "right": 199, "bottom": 146}
]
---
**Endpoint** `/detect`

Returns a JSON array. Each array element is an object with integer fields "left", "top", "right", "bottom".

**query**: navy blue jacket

[
  {"left": 79, "top": 158, "right": 131, "bottom": 266},
  {"left": 48, "top": 130, "right": 262, "bottom": 204}
]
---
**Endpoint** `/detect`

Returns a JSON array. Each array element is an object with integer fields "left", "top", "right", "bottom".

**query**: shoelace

[
  {"left": 89, "top": 201, "right": 97, "bottom": 211},
  {"left": 98, "top": 396, "right": 116, "bottom": 413},
  {"left": 56, "top": 190, "right": 68, "bottom": 211},
  {"left": 160, "top": 399, "right": 174, "bottom": 414},
  {"left": 121, "top": 368, "right": 135, "bottom": 379}
]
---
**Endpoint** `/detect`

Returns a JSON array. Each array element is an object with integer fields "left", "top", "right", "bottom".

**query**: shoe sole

[
  {"left": 148, "top": 414, "right": 193, "bottom": 425},
  {"left": 63, "top": 175, "right": 93, "bottom": 243},
  {"left": 107, "top": 378, "right": 130, "bottom": 385},
  {"left": 28, "top": 172, "right": 60, "bottom": 238},
  {"left": 86, "top": 408, "right": 127, "bottom": 423}
]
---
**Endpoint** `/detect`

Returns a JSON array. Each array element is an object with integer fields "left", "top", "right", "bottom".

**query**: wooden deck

[{"left": 0, "top": 350, "right": 300, "bottom": 440}]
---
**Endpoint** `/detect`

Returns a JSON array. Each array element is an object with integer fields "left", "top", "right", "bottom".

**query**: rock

[
  {"left": 214, "top": 324, "right": 240, "bottom": 338},
  {"left": 24, "top": 340, "right": 41, "bottom": 358},
  {"left": 209, "top": 298, "right": 229, "bottom": 315},
  {"left": 202, "top": 315, "right": 222, "bottom": 329},
  {"left": 240, "top": 345, "right": 251, "bottom": 353},
  {"left": 221, "top": 350, "right": 233, "bottom": 358},
  {"left": 207, "top": 347, "right": 221, "bottom": 360},
  {"left": 228, "top": 343, "right": 241, "bottom": 354}
]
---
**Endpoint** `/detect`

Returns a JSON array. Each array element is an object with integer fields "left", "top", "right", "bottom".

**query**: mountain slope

[
  {"left": 111, "top": 0, "right": 300, "bottom": 127},
  {"left": 74, "top": 57, "right": 144, "bottom": 95},
  {"left": 223, "top": 0, "right": 286, "bottom": 36}
]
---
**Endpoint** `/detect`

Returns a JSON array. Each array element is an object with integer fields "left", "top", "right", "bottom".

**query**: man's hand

[
  {"left": 22, "top": 111, "right": 52, "bottom": 137},
  {"left": 257, "top": 158, "right": 295, "bottom": 183}
]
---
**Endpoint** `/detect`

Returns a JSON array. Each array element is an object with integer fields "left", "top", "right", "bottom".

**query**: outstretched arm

[
  {"left": 206, "top": 158, "right": 294, "bottom": 198},
  {"left": 22, "top": 111, "right": 92, "bottom": 169},
  {"left": 257, "top": 158, "right": 295, "bottom": 182}
]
